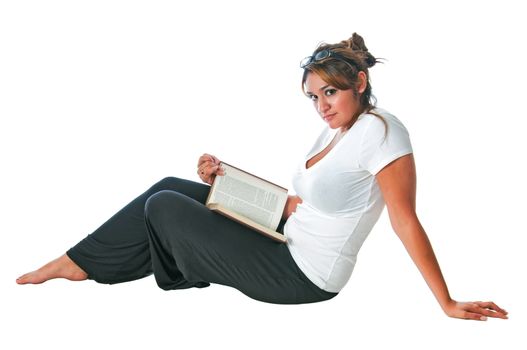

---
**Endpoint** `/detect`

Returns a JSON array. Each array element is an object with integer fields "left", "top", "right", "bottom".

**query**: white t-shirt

[{"left": 284, "top": 108, "right": 413, "bottom": 293}]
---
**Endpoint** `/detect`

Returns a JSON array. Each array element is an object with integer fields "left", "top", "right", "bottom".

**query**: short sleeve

[{"left": 358, "top": 113, "right": 413, "bottom": 175}]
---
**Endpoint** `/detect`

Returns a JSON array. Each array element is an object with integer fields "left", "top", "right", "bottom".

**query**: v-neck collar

[{"left": 303, "top": 127, "right": 346, "bottom": 171}]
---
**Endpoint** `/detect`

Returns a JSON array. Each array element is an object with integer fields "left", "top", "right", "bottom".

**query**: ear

[{"left": 357, "top": 71, "right": 367, "bottom": 94}]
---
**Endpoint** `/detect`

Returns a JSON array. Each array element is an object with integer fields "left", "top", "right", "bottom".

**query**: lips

[{"left": 323, "top": 113, "right": 336, "bottom": 122}]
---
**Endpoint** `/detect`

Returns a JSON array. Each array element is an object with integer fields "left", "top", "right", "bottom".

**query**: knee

[
  {"left": 144, "top": 190, "right": 200, "bottom": 225},
  {"left": 144, "top": 190, "right": 177, "bottom": 220},
  {"left": 150, "top": 176, "right": 182, "bottom": 193},
  {"left": 144, "top": 190, "right": 202, "bottom": 244},
  {"left": 148, "top": 176, "right": 209, "bottom": 195}
]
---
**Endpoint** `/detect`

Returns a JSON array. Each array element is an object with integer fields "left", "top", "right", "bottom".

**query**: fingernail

[{"left": 480, "top": 316, "right": 487, "bottom": 321}]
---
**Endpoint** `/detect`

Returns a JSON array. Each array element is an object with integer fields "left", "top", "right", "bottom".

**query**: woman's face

[{"left": 304, "top": 72, "right": 365, "bottom": 132}]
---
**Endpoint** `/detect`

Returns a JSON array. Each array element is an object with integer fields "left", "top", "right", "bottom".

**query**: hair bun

[
  {"left": 341, "top": 32, "right": 368, "bottom": 52},
  {"left": 363, "top": 52, "right": 377, "bottom": 68},
  {"left": 346, "top": 33, "right": 377, "bottom": 68}
]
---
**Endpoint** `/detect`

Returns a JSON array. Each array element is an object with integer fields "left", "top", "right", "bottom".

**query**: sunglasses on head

[{"left": 300, "top": 49, "right": 349, "bottom": 69}]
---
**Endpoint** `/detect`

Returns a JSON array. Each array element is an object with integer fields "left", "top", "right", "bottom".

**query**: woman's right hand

[
  {"left": 197, "top": 153, "right": 225, "bottom": 185},
  {"left": 442, "top": 299, "right": 508, "bottom": 321}
]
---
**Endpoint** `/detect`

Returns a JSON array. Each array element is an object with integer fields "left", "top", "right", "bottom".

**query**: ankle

[{"left": 59, "top": 254, "right": 88, "bottom": 280}]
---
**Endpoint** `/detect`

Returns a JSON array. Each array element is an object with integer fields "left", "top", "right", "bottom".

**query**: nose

[{"left": 317, "top": 97, "right": 330, "bottom": 114}]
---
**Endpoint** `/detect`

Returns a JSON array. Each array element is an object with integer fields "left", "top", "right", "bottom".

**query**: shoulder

[
  {"left": 359, "top": 107, "right": 410, "bottom": 139},
  {"left": 357, "top": 108, "right": 414, "bottom": 174}
]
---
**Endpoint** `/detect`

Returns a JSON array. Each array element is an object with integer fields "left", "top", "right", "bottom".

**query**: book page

[
  {"left": 207, "top": 162, "right": 288, "bottom": 230},
  {"left": 207, "top": 203, "right": 287, "bottom": 243}
]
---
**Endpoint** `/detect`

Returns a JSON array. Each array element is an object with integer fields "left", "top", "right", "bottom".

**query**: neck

[{"left": 343, "top": 105, "right": 371, "bottom": 132}]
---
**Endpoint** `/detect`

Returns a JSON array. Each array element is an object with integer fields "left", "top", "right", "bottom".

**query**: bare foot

[{"left": 16, "top": 254, "right": 88, "bottom": 284}]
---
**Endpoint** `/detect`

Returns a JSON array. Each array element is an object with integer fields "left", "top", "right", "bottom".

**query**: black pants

[{"left": 67, "top": 177, "right": 337, "bottom": 304}]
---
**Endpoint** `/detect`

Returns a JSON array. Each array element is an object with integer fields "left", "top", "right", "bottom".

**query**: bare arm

[
  {"left": 375, "top": 154, "right": 508, "bottom": 321},
  {"left": 282, "top": 195, "right": 303, "bottom": 220}
]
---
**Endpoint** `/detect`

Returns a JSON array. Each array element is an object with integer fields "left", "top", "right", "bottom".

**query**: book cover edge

[{"left": 220, "top": 161, "right": 288, "bottom": 193}]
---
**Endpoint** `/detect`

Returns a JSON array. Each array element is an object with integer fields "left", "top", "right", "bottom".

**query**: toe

[{"left": 16, "top": 273, "right": 30, "bottom": 284}]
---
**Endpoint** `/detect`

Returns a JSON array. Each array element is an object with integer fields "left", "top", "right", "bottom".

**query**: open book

[{"left": 205, "top": 162, "right": 288, "bottom": 243}]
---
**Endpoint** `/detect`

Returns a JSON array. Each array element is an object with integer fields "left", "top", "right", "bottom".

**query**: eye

[
  {"left": 308, "top": 94, "right": 318, "bottom": 101},
  {"left": 324, "top": 88, "right": 337, "bottom": 96}
]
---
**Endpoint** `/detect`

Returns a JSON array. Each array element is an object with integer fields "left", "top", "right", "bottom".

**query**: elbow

[{"left": 389, "top": 209, "right": 420, "bottom": 237}]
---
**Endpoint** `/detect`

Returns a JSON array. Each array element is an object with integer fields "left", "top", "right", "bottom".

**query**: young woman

[{"left": 17, "top": 33, "right": 508, "bottom": 321}]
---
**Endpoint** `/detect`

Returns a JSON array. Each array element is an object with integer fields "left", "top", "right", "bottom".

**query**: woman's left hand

[{"left": 442, "top": 299, "right": 508, "bottom": 321}]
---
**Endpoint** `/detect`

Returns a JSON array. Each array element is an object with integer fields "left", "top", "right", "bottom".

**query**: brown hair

[{"left": 301, "top": 33, "right": 386, "bottom": 132}]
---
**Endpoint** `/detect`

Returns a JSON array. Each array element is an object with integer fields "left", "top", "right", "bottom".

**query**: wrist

[{"left": 439, "top": 297, "right": 455, "bottom": 313}]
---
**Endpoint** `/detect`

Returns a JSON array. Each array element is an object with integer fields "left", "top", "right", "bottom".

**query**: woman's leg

[
  {"left": 17, "top": 177, "right": 210, "bottom": 285},
  {"left": 144, "top": 190, "right": 338, "bottom": 304}
]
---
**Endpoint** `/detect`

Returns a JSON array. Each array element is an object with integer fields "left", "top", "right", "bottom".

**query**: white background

[{"left": 1, "top": 0, "right": 525, "bottom": 348}]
